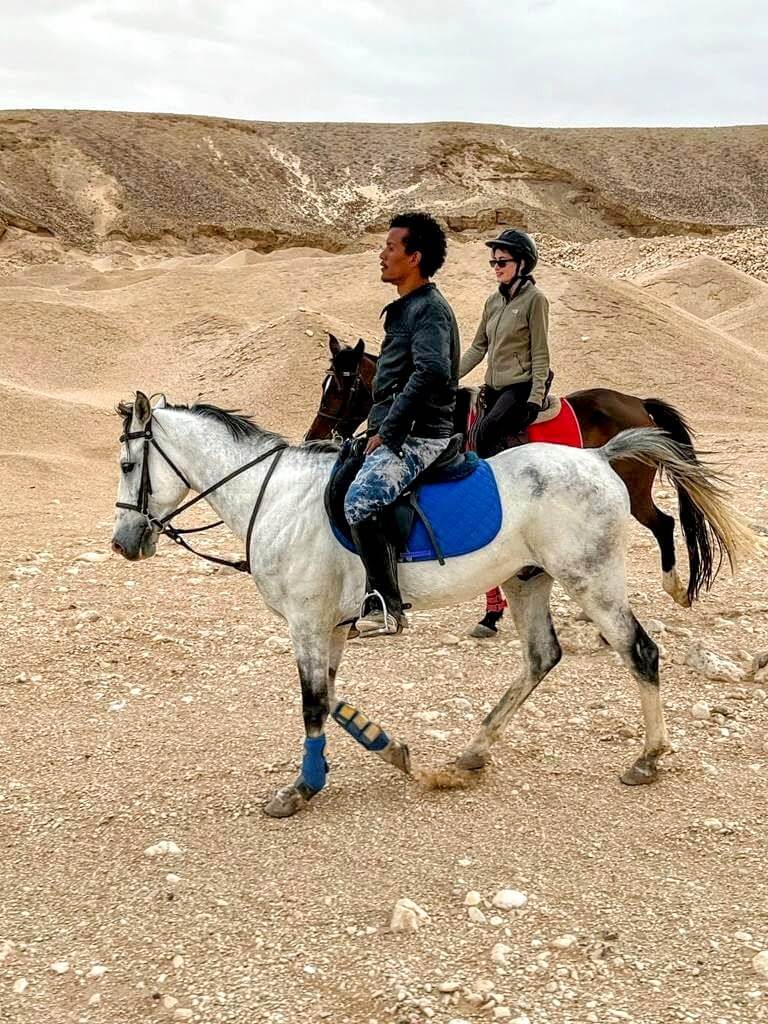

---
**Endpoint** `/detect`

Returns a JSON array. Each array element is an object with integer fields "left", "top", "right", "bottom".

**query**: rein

[{"left": 116, "top": 416, "right": 287, "bottom": 573}]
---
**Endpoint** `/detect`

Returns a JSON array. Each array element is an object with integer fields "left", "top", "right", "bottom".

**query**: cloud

[{"left": 1, "top": 0, "right": 766, "bottom": 125}]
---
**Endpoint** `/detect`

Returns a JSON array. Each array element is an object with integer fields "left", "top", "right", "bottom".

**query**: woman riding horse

[{"left": 460, "top": 228, "right": 553, "bottom": 637}]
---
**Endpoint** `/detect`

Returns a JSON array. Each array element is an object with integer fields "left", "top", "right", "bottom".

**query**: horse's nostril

[{"left": 111, "top": 539, "right": 125, "bottom": 556}]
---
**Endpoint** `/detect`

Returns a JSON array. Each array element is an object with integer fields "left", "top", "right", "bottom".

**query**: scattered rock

[
  {"left": 552, "top": 933, "right": 578, "bottom": 949},
  {"left": 87, "top": 964, "right": 108, "bottom": 978},
  {"left": 144, "top": 840, "right": 183, "bottom": 857},
  {"left": 76, "top": 609, "right": 101, "bottom": 624},
  {"left": 492, "top": 889, "right": 528, "bottom": 910},
  {"left": 438, "top": 981, "right": 462, "bottom": 993},
  {"left": 703, "top": 818, "right": 723, "bottom": 831},
  {"left": 390, "top": 898, "right": 428, "bottom": 933},
  {"left": 50, "top": 960, "right": 70, "bottom": 974},
  {"left": 416, "top": 710, "right": 442, "bottom": 723},
  {"left": 468, "top": 907, "right": 487, "bottom": 924},
  {"left": 752, "top": 950, "right": 768, "bottom": 979},
  {"left": 263, "top": 635, "right": 292, "bottom": 654},
  {"left": 12, "top": 978, "right": 28, "bottom": 994},
  {"left": 645, "top": 619, "right": 666, "bottom": 636},
  {"left": 172, "top": 954, "right": 185, "bottom": 969},
  {"left": 464, "top": 891, "right": 482, "bottom": 907},
  {"left": 76, "top": 551, "right": 110, "bottom": 563},
  {"left": 491, "top": 942, "right": 512, "bottom": 965},
  {"left": 685, "top": 643, "right": 745, "bottom": 683},
  {"left": 690, "top": 701, "right": 711, "bottom": 721}
]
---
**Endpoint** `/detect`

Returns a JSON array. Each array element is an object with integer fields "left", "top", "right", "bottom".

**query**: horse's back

[{"left": 489, "top": 441, "right": 630, "bottom": 521}]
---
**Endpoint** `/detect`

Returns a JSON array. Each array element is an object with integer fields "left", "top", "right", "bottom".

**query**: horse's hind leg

[
  {"left": 457, "top": 571, "right": 561, "bottom": 770},
  {"left": 624, "top": 460, "right": 688, "bottom": 608},
  {"left": 327, "top": 626, "right": 411, "bottom": 776},
  {"left": 563, "top": 569, "right": 670, "bottom": 785}
]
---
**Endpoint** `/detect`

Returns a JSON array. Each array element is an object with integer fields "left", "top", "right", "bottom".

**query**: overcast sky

[{"left": 2, "top": 0, "right": 766, "bottom": 126}]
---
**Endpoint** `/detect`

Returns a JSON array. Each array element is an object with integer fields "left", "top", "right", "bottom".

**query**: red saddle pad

[{"left": 527, "top": 398, "right": 583, "bottom": 447}]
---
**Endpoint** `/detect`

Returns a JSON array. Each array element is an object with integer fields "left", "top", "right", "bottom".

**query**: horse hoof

[
  {"left": 455, "top": 751, "right": 487, "bottom": 771},
  {"left": 263, "top": 786, "right": 306, "bottom": 818},
  {"left": 469, "top": 623, "right": 498, "bottom": 639},
  {"left": 620, "top": 761, "right": 658, "bottom": 786},
  {"left": 384, "top": 741, "right": 411, "bottom": 776}
]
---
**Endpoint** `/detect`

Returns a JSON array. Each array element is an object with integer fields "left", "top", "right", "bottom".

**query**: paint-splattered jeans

[{"left": 344, "top": 436, "right": 451, "bottom": 526}]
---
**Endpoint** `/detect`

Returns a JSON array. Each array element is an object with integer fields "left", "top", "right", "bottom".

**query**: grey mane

[{"left": 116, "top": 399, "right": 340, "bottom": 455}]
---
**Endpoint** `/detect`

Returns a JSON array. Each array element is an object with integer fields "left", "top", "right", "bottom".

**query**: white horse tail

[{"left": 598, "top": 427, "right": 757, "bottom": 586}]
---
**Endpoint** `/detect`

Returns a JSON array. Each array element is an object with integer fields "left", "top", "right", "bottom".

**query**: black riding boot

[{"left": 350, "top": 514, "right": 408, "bottom": 637}]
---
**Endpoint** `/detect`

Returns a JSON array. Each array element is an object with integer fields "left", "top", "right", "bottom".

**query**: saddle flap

[{"left": 325, "top": 443, "right": 501, "bottom": 564}]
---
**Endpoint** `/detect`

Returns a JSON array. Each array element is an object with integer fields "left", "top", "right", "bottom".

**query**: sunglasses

[{"left": 488, "top": 258, "right": 517, "bottom": 268}]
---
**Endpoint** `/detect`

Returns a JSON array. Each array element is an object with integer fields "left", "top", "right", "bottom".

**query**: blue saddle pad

[{"left": 332, "top": 458, "right": 502, "bottom": 563}]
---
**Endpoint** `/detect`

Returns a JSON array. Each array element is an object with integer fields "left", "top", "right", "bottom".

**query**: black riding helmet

[{"left": 485, "top": 228, "right": 538, "bottom": 275}]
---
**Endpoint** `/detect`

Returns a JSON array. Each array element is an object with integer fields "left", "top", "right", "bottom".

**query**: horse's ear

[
  {"left": 353, "top": 338, "right": 366, "bottom": 359},
  {"left": 153, "top": 394, "right": 167, "bottom": 409},
  {"left": 328, "top": 333, "right": 341, "bottom": 356},
  {"left": 134, "top": 391, "right": 151, "bottom": 423}
]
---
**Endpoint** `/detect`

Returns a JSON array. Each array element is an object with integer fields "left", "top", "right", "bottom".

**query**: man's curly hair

[{"left": 389, "top": 211, "right": 447, "bottom": 278}]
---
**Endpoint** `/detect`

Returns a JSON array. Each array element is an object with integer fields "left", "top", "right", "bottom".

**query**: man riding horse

[{"left": 345, "top": 211, "right": 460, "bottom": 637}]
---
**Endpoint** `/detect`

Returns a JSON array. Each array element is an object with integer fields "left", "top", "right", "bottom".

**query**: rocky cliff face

[{"left": 1, "top": 111, "right": 766, "bottom": 254}]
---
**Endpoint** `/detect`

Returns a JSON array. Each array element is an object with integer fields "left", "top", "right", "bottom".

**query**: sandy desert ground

[{"left": 1, "top": 113, "right": 768, "bottom": 1024}]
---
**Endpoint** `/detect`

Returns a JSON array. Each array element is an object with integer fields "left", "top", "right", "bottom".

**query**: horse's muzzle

[{"left": 111, "top": 517, "right": 157, "bottom": 561}]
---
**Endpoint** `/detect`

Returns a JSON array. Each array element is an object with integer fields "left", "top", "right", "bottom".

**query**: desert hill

[
  {"left": 635, "top": 255, "right": 768, "bottom": 319},
  {"left": 1, "top": 112, "right": 767, "bottom": 260},
  {"left": 3, "top": 241, "right": 767, "bottom": 511}
]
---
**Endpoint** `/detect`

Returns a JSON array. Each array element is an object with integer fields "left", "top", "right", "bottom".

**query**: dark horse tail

[{"left": 642, "top": 399, "right": 729, "bottom": 602}]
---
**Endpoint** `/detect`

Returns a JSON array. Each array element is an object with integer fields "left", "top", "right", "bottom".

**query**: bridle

[
  {"left": 307, "top": 365, "right": 372, "bottom": 441},
  {"left": 116, "top": 414, "right": 287, "bottom": 573}
]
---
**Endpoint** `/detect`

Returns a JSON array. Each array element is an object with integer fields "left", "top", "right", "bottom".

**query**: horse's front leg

[
  {"left": 327, "top": 626, "right": 411, "bottom": 775},
  {"left": 264, "top": 629, "right": 332, "bottom": 819}
]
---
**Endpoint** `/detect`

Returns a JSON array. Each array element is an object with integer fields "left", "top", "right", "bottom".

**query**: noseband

[{"left": 116, "top": 414, "right": 287, "bottom": 573}]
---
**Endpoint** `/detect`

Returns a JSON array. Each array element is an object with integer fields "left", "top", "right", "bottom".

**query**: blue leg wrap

[
  {"left": 332, "top": 702, "right": 390, "bottom": 752},
  {"left": 297, "top": 735, "right": 328, "bottom": 796}
]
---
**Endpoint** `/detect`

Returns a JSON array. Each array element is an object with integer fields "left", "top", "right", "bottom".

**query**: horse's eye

[{"left": 121, "top": 461, "right": 135, "bottom": 474}]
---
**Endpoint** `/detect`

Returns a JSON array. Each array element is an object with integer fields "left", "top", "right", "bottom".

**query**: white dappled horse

[{"left": 112, "top": 392, "right": 753, "bottom": 818}]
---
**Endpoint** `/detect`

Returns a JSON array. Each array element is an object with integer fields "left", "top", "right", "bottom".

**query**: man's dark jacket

[{"left": 368, "top": 283, "right": 460, "bottom": 455}]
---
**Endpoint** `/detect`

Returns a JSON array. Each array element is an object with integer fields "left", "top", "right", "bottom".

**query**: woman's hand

[
  {"left": 524, "top": 401, "right": 541, "bottom": 425},
  {"left": 507, "top": 402, "right": 541, "bottom": 434}
]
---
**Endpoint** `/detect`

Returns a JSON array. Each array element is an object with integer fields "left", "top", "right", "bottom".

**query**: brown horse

[{"left": 306, "top": 335, "right": 724, "bottom": 608}]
